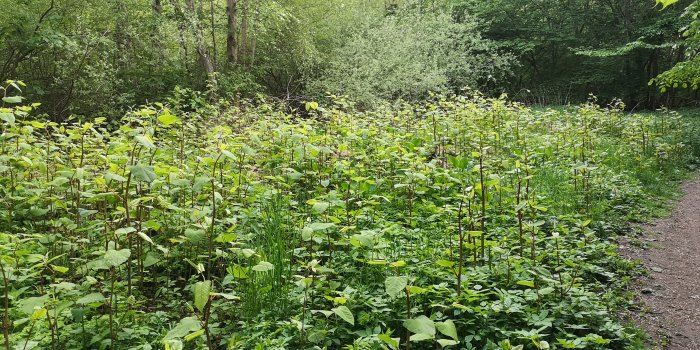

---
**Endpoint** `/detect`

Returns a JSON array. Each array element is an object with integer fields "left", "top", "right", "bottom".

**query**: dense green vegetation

[
  {"left": 1, "top": 80, "right": 699, "bottom": 349},
  {"left": 3, "top": 0, "right": 700, "bottom": 349}
]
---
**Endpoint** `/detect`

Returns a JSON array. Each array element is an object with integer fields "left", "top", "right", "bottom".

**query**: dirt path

[{"left": 619, "top": 175, "right": 700, "bottom": 349}]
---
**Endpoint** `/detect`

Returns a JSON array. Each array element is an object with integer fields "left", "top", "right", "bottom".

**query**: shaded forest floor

[{"left": 620, "top": 173, "right": 700, "bottom": 349}]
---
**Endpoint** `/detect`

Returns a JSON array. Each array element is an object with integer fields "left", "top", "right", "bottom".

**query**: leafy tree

[
  {"left": 310, "top": 8, "right": 513, "bottom": 107},
  {"left": 652, "top": 1, "right": 700, "bottom": 91},
  {"left": 460, "top": 0, "right": 691, "bottom": 107}
]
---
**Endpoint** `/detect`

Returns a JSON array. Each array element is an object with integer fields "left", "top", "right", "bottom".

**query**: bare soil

[{"left": 619, "top": 175, "right": 700, "bottom": 349}]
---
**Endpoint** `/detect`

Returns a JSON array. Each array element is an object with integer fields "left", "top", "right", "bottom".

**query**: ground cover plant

[{"left": 1, "top": 81, "right": 699, "bottom": 350}]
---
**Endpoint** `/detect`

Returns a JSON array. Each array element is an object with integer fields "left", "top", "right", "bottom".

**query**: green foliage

[
  {"left": 1, "top": 82, "right": 699, "bottom": 349},
  {"left": 656, "top": 0, "right": 681, "bottom": 8},
  {"left": 462, "top": 0, "right": 692, "bottom": 106},
  {"left": 652, "top": 1, "right": 700, "bottom": 91},
  {"left": 310, "top": 8, "right": 513, "bottom": 107}
]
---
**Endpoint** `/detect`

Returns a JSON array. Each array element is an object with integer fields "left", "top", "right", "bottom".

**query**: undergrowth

[{"left": 1, "top": 82, "right": 699, "bottom": 350}]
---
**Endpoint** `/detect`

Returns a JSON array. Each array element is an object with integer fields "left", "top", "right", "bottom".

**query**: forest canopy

[{"left": 1, "top": 0, "right": 699, "bottom": 117}]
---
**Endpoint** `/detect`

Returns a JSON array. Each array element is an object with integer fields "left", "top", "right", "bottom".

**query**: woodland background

[{"left": 1, "top": 0, "right": 698, "bottom": 117}]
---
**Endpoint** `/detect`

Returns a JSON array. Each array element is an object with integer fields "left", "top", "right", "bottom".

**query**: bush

[{"left": 310, "top": 9, "right": 514, "bottom": 107}]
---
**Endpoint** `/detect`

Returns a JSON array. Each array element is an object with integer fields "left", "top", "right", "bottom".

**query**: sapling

[{"left": 0, "top": 252, "right": 10, "bottom": 350}]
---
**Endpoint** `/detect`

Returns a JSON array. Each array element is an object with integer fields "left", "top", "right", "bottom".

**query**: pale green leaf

[
  {"left": 409, "top": 333, "right": 434, "bottom": 342},
  {"left": 252, "top": 261, "right": 274, "bottom": 272},
  {"left": 0, "top": 112, "right": 14, "bottom": 123},
  {"left": 163, "top": 317, "right": 202, "bottom": 341},
  {"left": 437, "top": 339, "right": 459, "bottom": 348},
  {"left": 77, "top": 292, "right": 106, "bottom": 305},
  {"left": 129, "top": 164, "right": 156, "bottom": 183},
  {"left": 436, "top": 320, "right": 458, "bottom": 341},
  {"left": 158, "top": 114, "right": 179, "bottom": 126},
  {"left": 194, "top": 280, "right": 212, "bottom": 313},
  {"left": 104, "top": 249, "right": 131, "bottom": 267},
  {"left": 136, "top": 231, "right": 154, "bottom": 244},
  {"left": 332, "top": 305, "right": 354, "bottom": 325},
  {"left": 2, "top": 96, "right": 23, "bottom": 104},
  {"left": 135, "top": 135, "right": 156, "bottom": 149},
  {"left": 403, "top": 315, "right": 435, "bottom": 336},
  {"left": 384, "top": 276, "right": 407, "bottom": 298}
]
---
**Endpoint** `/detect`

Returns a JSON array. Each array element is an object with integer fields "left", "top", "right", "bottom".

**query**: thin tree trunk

[
  {"left": 170, "top": 0, "right": 191, "bottom": 72},
  {"left": 209, "top": 0, "right": 217, "bottom": 70},
  {"left": 152, "top": 0, "right": 164, "bottom": 66},
  {"left": 249, "top": 0, "right": 257, "bottom": 67},
  {"left": 185, "top": 0, "right": 215, "bottom": 76},
  {"left": 226, "top": 0, "right": 238, "bottom": 65},
  {"left": 240, "top": 0, "right": 248, "bottom": 65}
]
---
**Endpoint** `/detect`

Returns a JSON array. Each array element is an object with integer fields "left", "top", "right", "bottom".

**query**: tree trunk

[
  {"left": 185, "top": 0, "right": 215, "bottom": 76},
  {"left": 226, "top": 0, "right": 238, "bottom": 65},
  {"left": 240, "top": 0, "right": 249, "bottom": 66},
  {"left": 209, "top": 0, "right": 217, "bottom": 70},
  {"left": 152, "top": 0, "right": 164, "bottom": 66},
  {"left": 249, "top": 0, "right": 257, "bottom": 67},
  {"left": 169, "top": 0, "right": 191, "bottom": 72}
]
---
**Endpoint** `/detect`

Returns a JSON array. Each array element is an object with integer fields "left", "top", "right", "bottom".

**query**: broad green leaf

[
  {"left": 435, "top": 320, "right": 458, "bottom": 341},
  {"left": 403, "top": 315, "right": 435, "bottom": 336},
  {"left": 104, "top": 249, "right": 131, "bottom": 267},
  {"left": 301, "top": 227, "right": 314, "bottom": 241},
  {"left": 437, "top": 339, "right": 459, "bottom": 348},
  {"left": 163, "top": 317, "right": 202, "bottom": 341},
  {"left": 221, "top": 150, "right": 236, "bottom": 160},
  {"left": 51, "top": 265, "right": 69, "bottom": 273},
  {"left": 184, "top": 329, "right": 205, "bottom": 342},
  {"left": 410, "top": 333, "right": 434, "bottom": 342},
  {"left": 517, "top": 280, "right": 535, "bottom": 288},
  {"left": 252, "top": 261, "right": 274, "bottom": 272},
  {"left": 194, "top": 280, "right": 212, "bottom": 313},
  {"left": 30, "top": 308, "right": 47, "bottom": 321},
  {"left": 390, "top": 260, "right": 406, "bottom": 268},
  {"left": 366, "top": 260, "right": 388, "bottom": 265},
  {"left": 115, "top": 227, "right": 137, "bottom": 236},
  {"left": 309, "top": 222, "right": 335, "bottom": 231},
  {"left": 384, "top": 276, "right": 407, "bottom": 298},
  {"left": 436, "top": 260, "right": 454, "bottom": 268},
  {"left": 311, "top": 201, "right": 330, "bottom": 214},
  {"left": 20, "top": 296, "right": 47, "bottom": 315},
  {"left": 136, "top": 231, "right": 153, "bottom": 244},
  {"left": 158, "top": 113, "right": 179, "bottom": 126},
  {"left": 135, "top": 135, "right": 156, "bottom": 149},
  {"left": 539, "top": 287, "right": 555, "bottom": 295},
  {"left": 2, "top": 96, "right": 23, "bottom": 104},
  {"left": 378, "top": 333, "right": 399, "bottom": 349},
  {"left": 143, "top": 252, "right": 161, "bottom": 267},
  {"left": 0, "top": 112, "right": 14, "bottom": 123},
  {"left": 77, "top": 293, "right": 106, "bottom": 305},
  {"left": 51, "top": 282, "right": 76, "bottom": 290},
  {"left": 164, "top": 340, "right": 183, "bottom": 350},
  {"left": 332, "top": 305, "right": 354, "bottom": 325},
  {"left": 312, "top": 310, "right": 335, "bottom": 317},
  {"left": 408, "top": 286, "right": 427, "bottom": 295},
  {"left": 215, "top": 233, "right": 237, "bottom": 243},
  {"left": 129, "top": 164, "right": 156, "bottom": 183},
  {"left": 105, "top": 172, "right": 127, "bottom": 182},
  {"left": 185, "top": 228, "right": 205, "bottom": 243},
  {"left": 305, "top": 101, "right": 319, "bottom": 111}
]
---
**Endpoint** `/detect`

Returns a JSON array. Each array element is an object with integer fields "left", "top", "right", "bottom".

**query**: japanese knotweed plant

[{"left": 1, "top": 82, "right": 699, "bottom": 349}]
